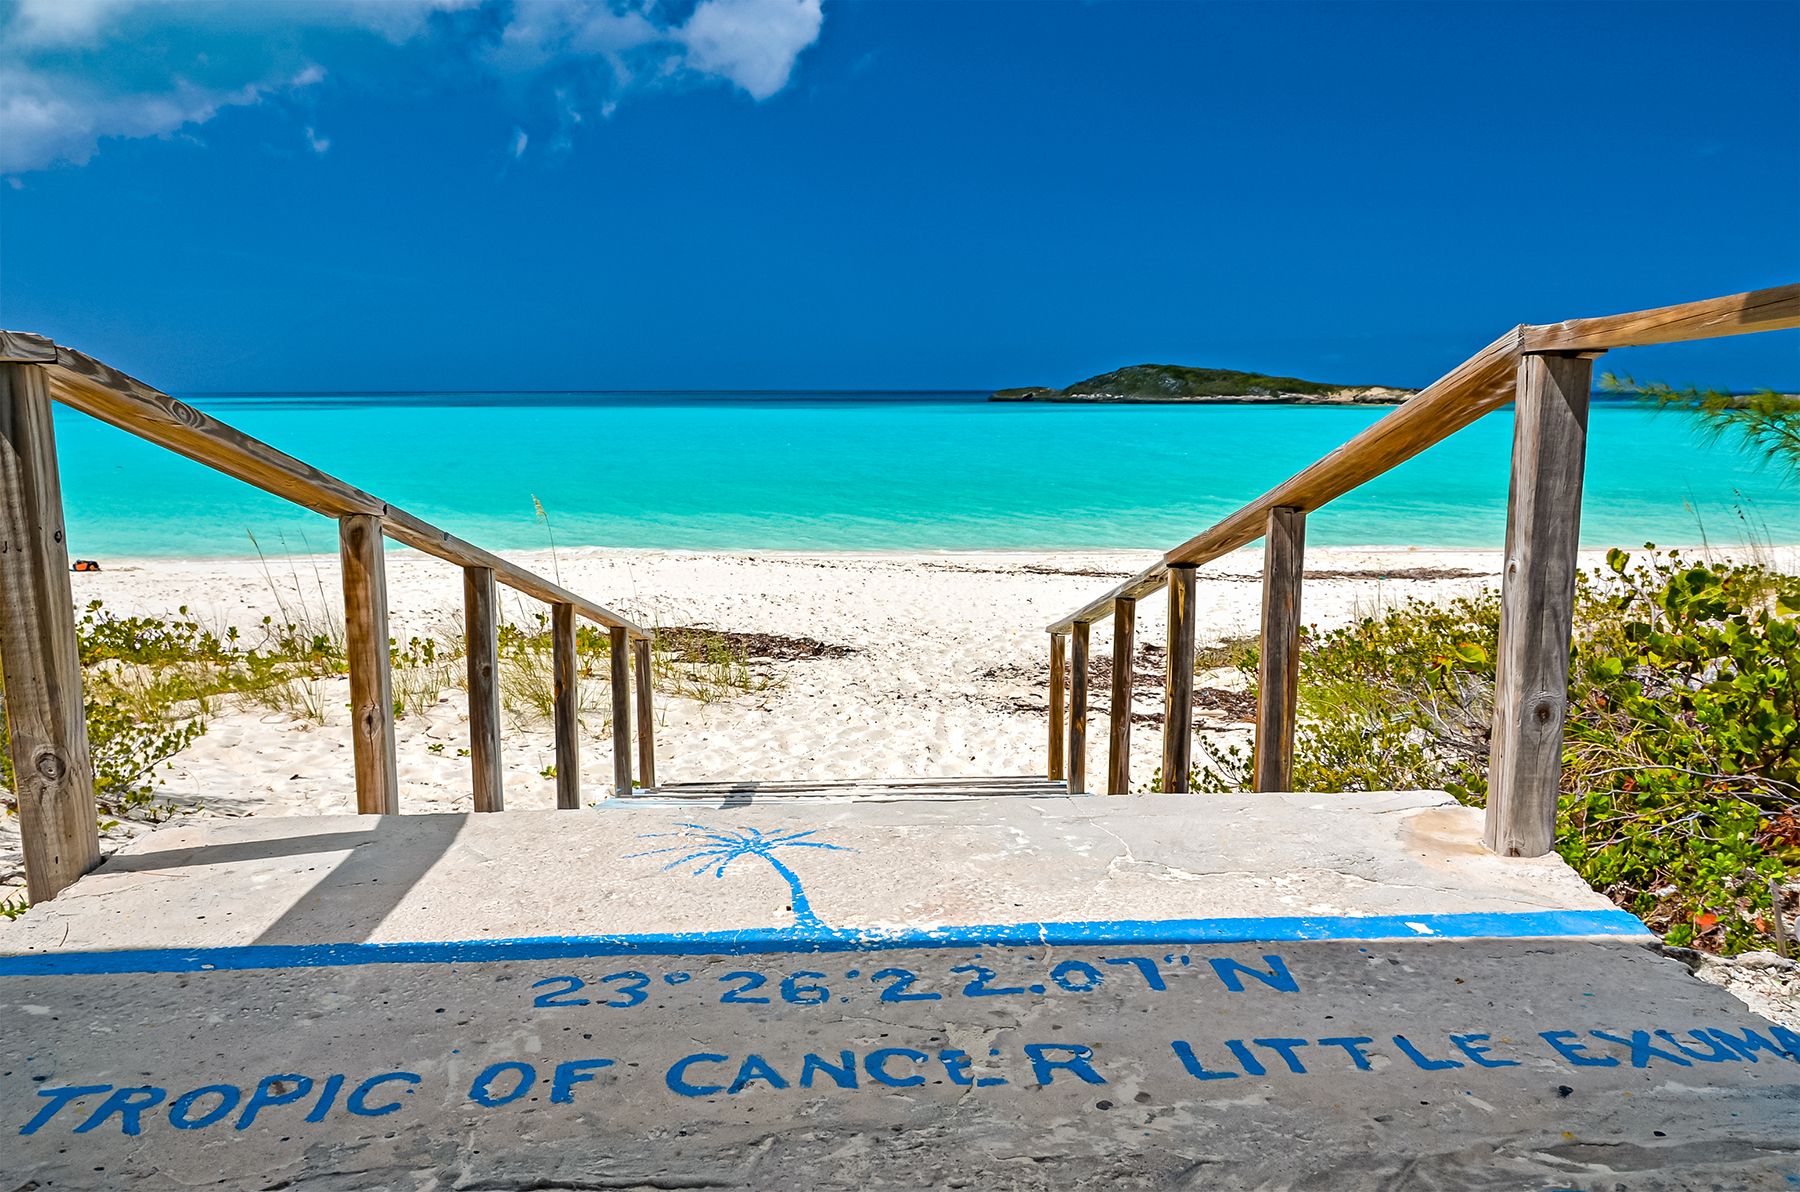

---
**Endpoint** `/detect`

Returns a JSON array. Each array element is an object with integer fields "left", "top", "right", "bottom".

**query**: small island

[{"left": 991, "top": 364, "right": 1415, "bottom": 405}]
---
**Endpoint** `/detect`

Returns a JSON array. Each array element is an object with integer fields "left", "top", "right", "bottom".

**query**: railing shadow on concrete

[
  {"left": 70, "top": 817, "right": 468, "bottom": 947},
  {"left": 1042, "top": 284, "right": 1800, "bottom": 859},
  {"left": 0, "top": 332, "right": 664, "bottom": 903}
]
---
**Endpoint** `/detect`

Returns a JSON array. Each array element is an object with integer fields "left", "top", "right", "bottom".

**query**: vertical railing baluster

[
  {"left": 340, "top": 512, "right": 399, "bottom": 815},
  {"left": 1048, "top": 632, "right": 1067, "bottom": 782},
  {"left": 1107, "top": 596, "right": 1136, "bottom": 795},
  {"left": 1162, "top": 564, "right": 1198, "bottom": 792},
  {"left": 1486, "top": 351, "right": 1594, "bottom": 856},
  {"left": 632, "top": 635, "right": 656, "bottom": 790},
  {"left": 1068, "top": 622, "right": 1090, "bottom": 794},
  {"left": 609, "top": 626, "right": 633, "bottom": 797},
  {"left": 1254, "top": 506, "right": 1305, "bottom": 792},
  {"left": 0, "top": 362, "right": 100, "bottom": 901},
  {"left": 463, "top": 565, "right": 503, "bottom": 812},
  {"left": 552, "top": 602, "right": 580, "bottom": 809}
]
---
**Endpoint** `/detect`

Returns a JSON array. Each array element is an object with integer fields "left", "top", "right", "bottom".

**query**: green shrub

[
  {"left": 3, "top": 601, "right": 218, "bottom": 822},
  {"left": 1562, "top": 549, "right": 1798, "bottom": 951},
  {"left": 1172, "top": 547, "right": 1799, "bottom": 955},
  {"left": 1, "top": 682, "right": 200, "bottom": 826},
  {"left": 2, "top": 593, "right": 357, "bottom": 904}
]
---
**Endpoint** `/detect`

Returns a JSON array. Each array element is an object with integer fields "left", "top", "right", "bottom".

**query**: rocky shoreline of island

[{"left": 991, "top": 364, "right": 1416, "bottom": 405}]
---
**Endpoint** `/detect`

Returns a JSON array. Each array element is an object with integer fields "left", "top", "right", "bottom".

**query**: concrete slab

[
  {"left": 2, "top": 791, "right": 1796, "bottom": 1189},
  {"left": 0, "top": 791, "right": 1631, "bottom": 952}
]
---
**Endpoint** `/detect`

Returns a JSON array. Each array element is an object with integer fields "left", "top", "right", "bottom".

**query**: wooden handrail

[
  {"left": 1, "top": 331, "right": 672, "bottom": 900},
  {"left": 1048, "top": 328, "right": 1519, "bottom": 632},
  {"left": 1047, "top": 284, "right": 1799, "bottom": 634},
  {"left": 1521, "top": 283, "right": 1800, "bottom": 352},
  {"left": 2, "top": 332, "right": 649, "bottom": 639},
  {"left": 1046, "top": 283, "right": 1798, "bottom": 845}
]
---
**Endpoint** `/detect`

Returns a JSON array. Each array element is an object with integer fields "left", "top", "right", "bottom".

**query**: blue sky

[{"left": 1, "top": 0, "right": 1795, "bottom": 392}]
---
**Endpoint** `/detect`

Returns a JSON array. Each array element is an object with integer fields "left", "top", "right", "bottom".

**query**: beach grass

[
  {"left": 392, "top": 632, "right": 465, "bottom": 720},
  {"left": 495, "top": 616, "right": 606, "bottom": 729}
]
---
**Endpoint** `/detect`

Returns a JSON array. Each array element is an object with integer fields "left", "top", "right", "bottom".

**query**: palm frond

[{"left": 1609, "top": 373, "right": 1800, "bottom": 479}]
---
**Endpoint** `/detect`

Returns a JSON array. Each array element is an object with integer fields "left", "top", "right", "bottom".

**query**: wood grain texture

[
  {"left": 1107, "top": 597, "right": 1136, "bottom": 796},
  {"left": 609, "top": 626, "right": 633, "bottom": 797},
  {"left": 339, "top": 513, "right": 399, "bottom": 815},
  {"left": 1522, "top": 283, "right": 1799, "bottom": 352},
  {"left": 552, "top": 603, "right": 581, "bottom": 810},
  {"left": 1485, "top": 353, "right": 1593, "bottom": 857},
  {"left": 1254, "top": 507, "right": 1306, "bottom": 793},
  {"left": 633, "top": 637, "right": 656, "bottom": 789},
  {"left": 0, "top": 332, "right": 57, "bottom": 363},
  {"left": 463, "top": 565, "right": 503, "bottom": 813},
  {"left": 1068, "top": 622, "right": 1090, "bottom": 795},
  {"left": 0, "top": 364, "right": 100, "bottom": 901},
  {"left": 1047, "top": 633, "right": 1066, "bottom": 781},
  {"left": 1049, "top": 330, "right": 1519, "bottom": 631},
  {"left": 1162, "top": 564, "right": 1198, "bottom": 793}
]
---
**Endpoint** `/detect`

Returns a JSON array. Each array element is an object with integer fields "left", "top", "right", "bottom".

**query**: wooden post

[
  {"left": 0, "top": 363, "right": 100, "bottom": 902},
  {"left": 552, "top": 602, "right": 580, "bottom": 809},
  {"left": 632, "top": 636, "right": 656, "bottom": 789},
  {"left": 1048, "top": 633, "right": 1067, "bottom": 781},
  {"left": 1107, "top": 597, "right": 1136, "bottom": 795},
  {"left": 339, "top": 513, "right": 398, "bottom": 815},
  {"left": 1068, "top": 622, "right": 1090, "bottom": 794},
  {"left": 463, "top": 565, "right": 502, "bottom": 812},
  {"left": 1162, "top": 564, "right": 1198, "bottom": 792},
  {"left": 609, "top": 625, "right": 633, "bottom": 797},
  {"left": 1486, "top": 351, "right": 1593, "bottom": 857},
  {"left": 1254, "top": 506, "right": 1306, "bottom": 792}
]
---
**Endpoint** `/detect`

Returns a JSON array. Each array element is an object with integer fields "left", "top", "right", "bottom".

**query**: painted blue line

[{"left": 0, "top": 909, "right": 1648, "bottom": 978}]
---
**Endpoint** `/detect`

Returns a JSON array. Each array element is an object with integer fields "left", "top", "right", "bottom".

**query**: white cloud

[
  {"left": 510, "top": 127, "right": 529, "bottom": 159},
  {"left": 0, "top": 64, "right": 303, "bottom": 172},
  {"left": 312, "top": 0, "right": 482, "bottom": 43},
  {"left": 491, "top": 1, "right": 664, "bottom": 74},
  {"left": 680, "top": 0, "right": 823, "bottom": 101},
  {"left": 0, "top": 0, "right": 828, "bottom": 175},
  {"left": 7, "top": 0, "right": 475, "bottom": 47},
  {"left": 5, "top": 0, "right": 141, "bottom": 47}
]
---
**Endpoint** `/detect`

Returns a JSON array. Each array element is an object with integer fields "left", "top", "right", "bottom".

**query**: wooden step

[{"left": 619, "top": 775, "right": 1072, "bottom": 802}]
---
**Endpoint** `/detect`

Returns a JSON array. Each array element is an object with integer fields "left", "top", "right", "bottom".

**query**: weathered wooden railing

[
  {"left": 1044, "top": 285, "right": 1800, "bottom": 856},
  {"left": 0, "top": 332, "right": 662, "bottom": 903}
]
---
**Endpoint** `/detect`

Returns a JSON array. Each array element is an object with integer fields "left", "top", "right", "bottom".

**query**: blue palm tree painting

[{"left": 627, "top": 823, "right": 851, "bottom": 930}]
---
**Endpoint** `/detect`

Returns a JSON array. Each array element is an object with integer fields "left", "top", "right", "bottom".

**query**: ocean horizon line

[
  {"left": 175, "top": 387, "right": 1774, "bottom": 402},
  {"left": 184, "top": 387, "right": 988, "bottom": 398}
]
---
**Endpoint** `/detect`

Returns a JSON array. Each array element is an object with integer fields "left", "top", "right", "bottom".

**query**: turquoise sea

[{"left": 49, "top": 393, "right": 1800, "bottom": 559}]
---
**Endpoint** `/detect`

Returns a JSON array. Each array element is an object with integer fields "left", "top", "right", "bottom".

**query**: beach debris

[{"left": 655, "top": 625, "right": 854, "bottom": 661}]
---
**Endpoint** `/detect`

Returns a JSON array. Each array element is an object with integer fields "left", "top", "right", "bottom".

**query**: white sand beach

[{"left": 13, "top": 542, "right": 1792, "bottom": 880}]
